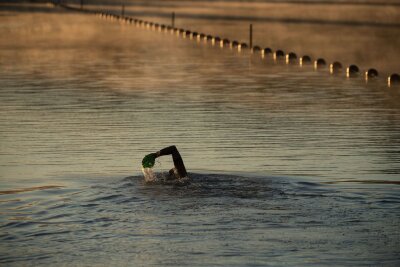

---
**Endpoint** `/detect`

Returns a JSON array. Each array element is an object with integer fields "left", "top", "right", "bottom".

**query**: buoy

[
  {"left": 299, "top": 55, "right": 311, "bottom": 66},
  {"left": 346, "top": 64, "right": 359, "bottom": 78},
  {"left": 285, "top": 52, "right": 297, "bottom": 64},
  {"left": 329, "top": 61, "right": 342, "bottom": 74},
  {"left": 314, "top": 58, "right": 326, "bottom": 70},
  {"left": 221, "top": 38, "right": 230, "bottom": 47},
  {"left": 252, "top": 46, "right": 261, "bottom": 54},
  {"left": 388, "top": 73, "right": 400, "bottom": 87},
  {"left": 365, "top": 68, "right": 378, "bottom": 81},
  {"left": 237, "top": 43, "right": 247, "bottom": 52},
  {"left": 274, "top": 50, "right": 285, "bottom": 61},
  {"left": 213, "top": 37, "right": 221, "bottom": 46},
  {"left": 261, "top": 48, "right": 273, "bottom": 58}
]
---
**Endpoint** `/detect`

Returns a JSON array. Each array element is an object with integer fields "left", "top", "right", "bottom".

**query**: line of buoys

[{"left": 56, "top": 3, "right": 398, "bottom": 89}]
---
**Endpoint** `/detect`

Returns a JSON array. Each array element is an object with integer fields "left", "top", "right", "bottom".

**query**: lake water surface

[{"left": 0, "top": 4, "right": 399, "bottom": 266}]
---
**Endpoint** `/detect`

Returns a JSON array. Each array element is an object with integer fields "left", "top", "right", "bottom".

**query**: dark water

[
  {"left": 1, "top": 173, "right": 399, "bottom": 266},
  {"left": 0, "top": 4, "right": 399, "bottom": 266}
]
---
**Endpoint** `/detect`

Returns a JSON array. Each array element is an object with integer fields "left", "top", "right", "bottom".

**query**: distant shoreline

[{"left": 2, "top": 0, "right": 400, "bottom": 7}]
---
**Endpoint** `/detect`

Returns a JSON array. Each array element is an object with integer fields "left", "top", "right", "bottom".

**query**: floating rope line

[{"left": 52, "top": 1, "right": 399, "bottom": 89}]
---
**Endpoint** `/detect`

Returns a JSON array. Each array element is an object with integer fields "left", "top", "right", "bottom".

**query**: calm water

[{"left": 0, "top": 4, "right": 399, "bottom": 266}]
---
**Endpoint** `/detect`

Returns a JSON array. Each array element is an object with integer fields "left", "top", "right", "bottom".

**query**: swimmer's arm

[
  {"left": 155, "top": 146, "right": 175, "bottom": 157},
  {"left": 154, "top": 146, "right": 187, "bottom": 178}
]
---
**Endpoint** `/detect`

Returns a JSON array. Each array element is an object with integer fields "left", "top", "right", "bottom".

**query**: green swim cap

[{"left": 142, "top": 153, "right": 156, "bottom": 168}]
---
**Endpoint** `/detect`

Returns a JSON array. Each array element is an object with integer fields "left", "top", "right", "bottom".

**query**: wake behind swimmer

[{"left": 141, "top": 145, "right": 190, "bottom": 185}]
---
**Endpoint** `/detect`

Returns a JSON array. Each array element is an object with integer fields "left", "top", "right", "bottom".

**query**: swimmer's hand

[{"left": 142, "top": 153, "right": 157, "bottom": 168}]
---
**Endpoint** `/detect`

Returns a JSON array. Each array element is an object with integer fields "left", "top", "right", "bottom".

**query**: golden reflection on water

[
  {"left": 0, "top": 5, "right": 399, "bottom": 266},
  {"left": 0, "top": 3, "right": 399, "bottom": 184}
]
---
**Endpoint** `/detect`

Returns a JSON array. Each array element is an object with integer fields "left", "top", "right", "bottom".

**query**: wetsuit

[{"left": 156, "top": 145, "right": 187, "bottom": 179}]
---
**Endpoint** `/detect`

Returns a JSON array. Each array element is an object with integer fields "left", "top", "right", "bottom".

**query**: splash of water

[{"left": 141, "top": 167, "right": 156, "bottom": 182}]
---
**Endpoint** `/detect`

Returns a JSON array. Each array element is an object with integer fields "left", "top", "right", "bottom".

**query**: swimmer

[{"left": 142, "top": 145, "right": 188, "bottom": 183}]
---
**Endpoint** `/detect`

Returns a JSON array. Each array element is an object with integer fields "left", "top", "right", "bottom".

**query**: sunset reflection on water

[{"left": 0, "top": 2, "right": 399, "bottom": 266}]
